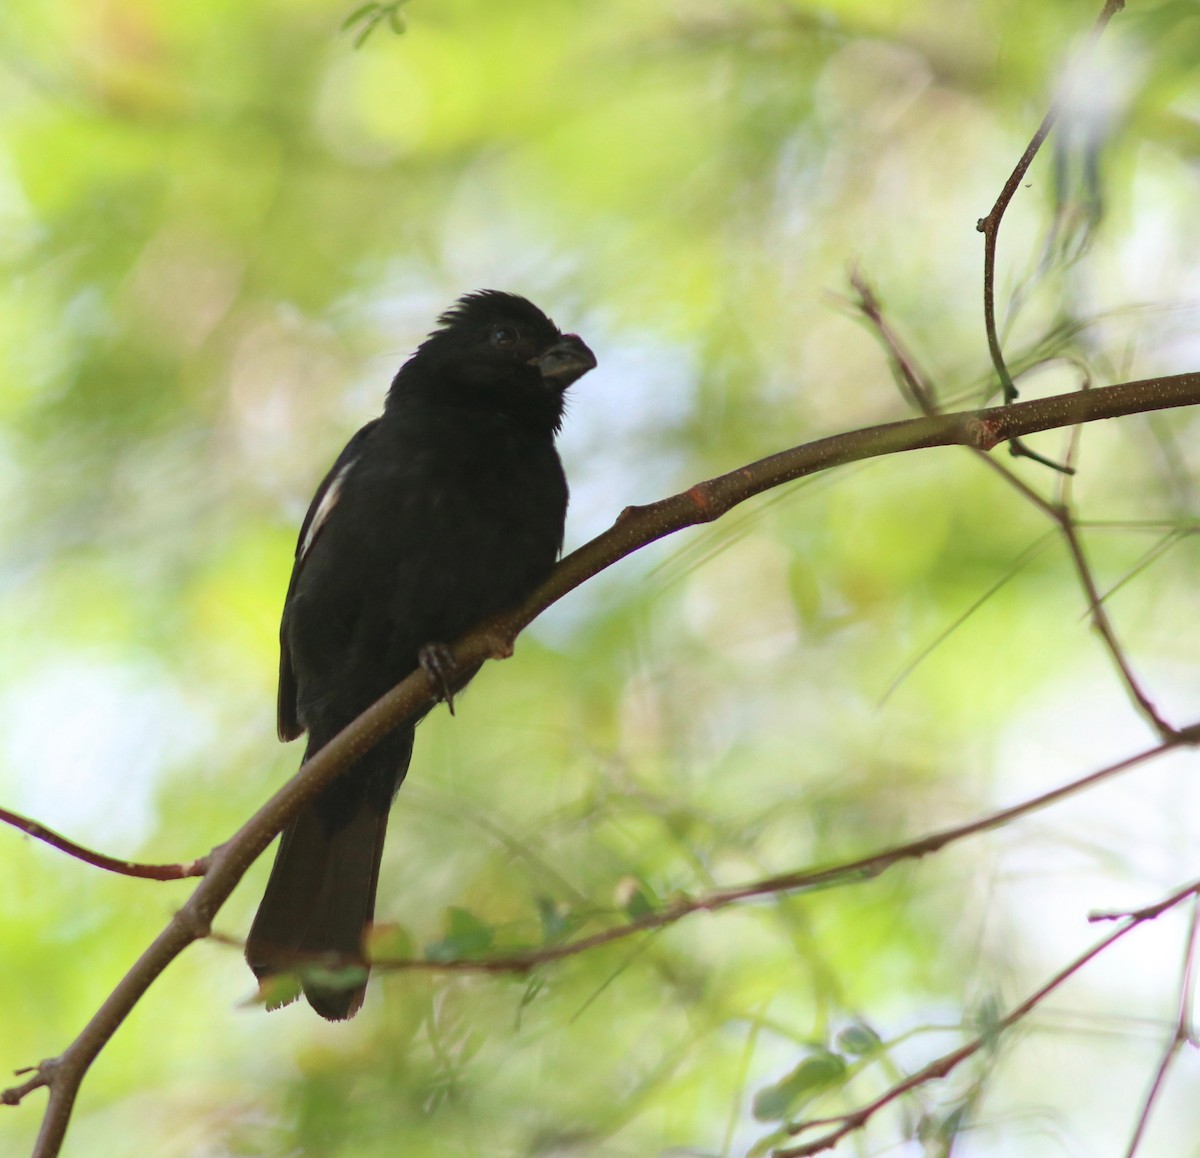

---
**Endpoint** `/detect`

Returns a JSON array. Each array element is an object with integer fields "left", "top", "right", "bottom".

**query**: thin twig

[
  {"left": 774, "top": 875, "right": 1200, "bottom": 1157},
  {"left": 1056, "top": 515, "right": 1174, "bottom": 737},
  {"left": 971, "top": 420, "right": 1173, "bottom": 737},
  {"left": 976, "top": 0, "right": 1126, "bottom": 472},
  {"left": 845, "top": 270, "right": 940, "bottom": 415},
  {"left": 0, "top": 806, "right": 209, "bottom": 880},
  {"left": 1044, "top": 380, "right": 1173, "bottom": 735},
  {"left": 0, "top": 1070, "right": 53, "bottom": 1109},
  {"left": 1122, "top": 894, "right": 1200, "bottom": 1157}
]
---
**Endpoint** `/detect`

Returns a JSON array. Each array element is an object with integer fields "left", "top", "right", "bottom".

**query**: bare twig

[
  {"left": 6, "top": 374, "right": 1200, "bottom": 1158},
  {"left": 1056, "top": 514, "right": 1174, "bottom": 737},
  {"left": 970, "top": 409, "right": 1173, "bottom": 737},
  {"left": 0, "top": 806, "right": 209, "bottom": 881},
  {"left": 846, "top": 270, "right": 939, "bottom": 415},
  {"left": 0, "top": 1070, "right": 52, "bottom": 1109},
  {"left": 1041, "top": 402, "right": 1172, "bottom": 735},
  {"left": 774, "top": 875, "right": 1200, "bottom": 1157},
  {"left": 976, "top": 0, "right": 1126, "bottom": 468},
  {"left": 1122, "top": 895, "right": 1200, "bottom": 1157}
]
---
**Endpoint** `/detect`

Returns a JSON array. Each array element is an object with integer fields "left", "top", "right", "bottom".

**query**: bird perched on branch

[{"left": 245, "top": 291, "right": 596, "bottom": 1019}]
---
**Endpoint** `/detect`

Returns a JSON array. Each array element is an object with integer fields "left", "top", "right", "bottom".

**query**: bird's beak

[{"left": 530, "top": 334, "right": 597, "bottom": 389}]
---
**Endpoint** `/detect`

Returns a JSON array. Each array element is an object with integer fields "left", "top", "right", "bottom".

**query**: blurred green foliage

[{"left": 4, "top": 0, "right": 1200, "bottom": 1155}]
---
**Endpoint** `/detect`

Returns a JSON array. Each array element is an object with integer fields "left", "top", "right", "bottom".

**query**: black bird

[{"left": 246, "top": 291, "right": 596, "bottom": 1019}]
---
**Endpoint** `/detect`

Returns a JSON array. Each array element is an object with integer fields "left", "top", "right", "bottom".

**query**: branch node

[
  {"left": 176, "top": 900, "right": 214, "bottom": 941},
  {"left": 179, "top": 853, "right": 210, "bottom": 877},
  {"left": 964, "top": 416, "right": 1001, "bottom": 452},
  {"left": 2, "top": 1058, "right": 57, "bottom": 1106},
  {"left": 686, "top": 483, "right": 719, "bottom": 521}
]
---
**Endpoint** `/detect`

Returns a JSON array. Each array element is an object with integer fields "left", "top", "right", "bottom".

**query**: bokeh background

[{"left": 4, "top": 1, "right": 1200, "bottom": 1154}]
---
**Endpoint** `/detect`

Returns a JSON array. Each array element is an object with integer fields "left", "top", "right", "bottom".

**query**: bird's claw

[{"left": 419, "top": 643, "right": 457, "bottom": 715}]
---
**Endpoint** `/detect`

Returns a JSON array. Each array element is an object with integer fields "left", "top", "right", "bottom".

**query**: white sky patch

[
  {"left": 0, "top": 654, "right": 213, "bottom": 849},
  {"left": 980, "top": 665, "right": 1200, "bottom": 1153},
  {"left": 556, "top": 324, "right": 697, "bottom": 545},
  {"left": 533, "top": 325, "right": 698, "bottom": 647},
  {"left": 996, "top": 666, "right": 1200, "bottom": 922}
]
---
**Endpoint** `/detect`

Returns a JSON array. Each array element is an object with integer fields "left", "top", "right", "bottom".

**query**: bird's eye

[{"left": 490, "top": 326, "right": 518, "bottom": 349}]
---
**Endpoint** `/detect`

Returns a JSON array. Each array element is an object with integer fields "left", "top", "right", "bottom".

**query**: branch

[
  {"left": 7, "top": 373, "right": 1200, "bottom": 1157},
  {"left": 0, "top": 806, "right": 208, "bottom": 881}
]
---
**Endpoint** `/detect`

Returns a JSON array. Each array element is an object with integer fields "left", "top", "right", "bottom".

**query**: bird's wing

[{"left": 277, "top": 419, "right": 380, "bottom": 742}]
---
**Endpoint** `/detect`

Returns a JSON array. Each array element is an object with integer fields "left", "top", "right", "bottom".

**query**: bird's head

[{"left": 389, "top": 290, "right": 596, "bottom": 432}]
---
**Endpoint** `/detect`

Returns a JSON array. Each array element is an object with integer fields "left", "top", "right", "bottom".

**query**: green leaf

[
  {"left": 364, "top": 922, "right": 415, "bottom": 962},
  {"left": 939, "top": 1105, "right": 969, "bottom": 1141},
  {"left": 747, "top": 1126, "right": 793, "bottom": 1157},
  {"left": 968, "top": 993, "right": 1004, "bottom": 1049},
  {"left": 751, "top": 1048, "right": 848, "bottom": 1122},
  {"left": 245, "top": 972, "right": 302, "bottom": 1011},
  {"left": 299, "top": 963, "right": 369, "bottom": 993},
  {"left": 353, "top": 16, "right": 382, "bottom": 49},
  {"left": 340, "top": 3, "right": 380, "bottom": 32},
  {"left": 614, "top": 875, "right": 657, "bottom": 920},
  {"left": 536, "top": 895, "right": 571, "bottom": 943},
  {"left": 835, "top": 1021, "right": 882, "bottom": 1057},
  {"left": 424, "top": 906, "right": 495, "bottom": 962}
]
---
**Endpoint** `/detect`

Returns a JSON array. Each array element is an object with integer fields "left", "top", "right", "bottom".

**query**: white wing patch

[{"left": 299, "top": 460, "right": 354, "bottom": 563}]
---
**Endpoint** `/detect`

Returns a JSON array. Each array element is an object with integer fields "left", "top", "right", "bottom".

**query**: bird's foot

[{"left": 419, "top": 643, "right": 457, "bottom": 715}]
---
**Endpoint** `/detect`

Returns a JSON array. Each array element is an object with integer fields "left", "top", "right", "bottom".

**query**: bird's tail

[{"left": 245, "top": 730, "right": 413, "bottom": 1020}]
